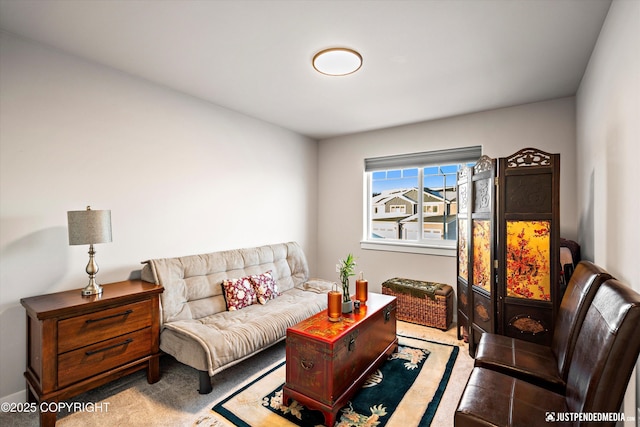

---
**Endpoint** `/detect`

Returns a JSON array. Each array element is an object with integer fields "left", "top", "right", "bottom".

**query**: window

[{"left": 363, "top": 146, "right": 482, "bottom": 255}]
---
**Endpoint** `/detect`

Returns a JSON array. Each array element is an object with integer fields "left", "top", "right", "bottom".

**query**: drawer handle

[
  {"left": 85, "top": 338, "right": 133, "bottom": 356},
  {"left": 85, "top": 309, "right": 133, "bottom": 324},
  {"left": 300, "top": 359, "right": 314, "bottom": 370}
]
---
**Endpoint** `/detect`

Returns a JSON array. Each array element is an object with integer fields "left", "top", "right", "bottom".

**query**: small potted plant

[{"left": 336, "top": 253, "right": 356, "bottom": 313}]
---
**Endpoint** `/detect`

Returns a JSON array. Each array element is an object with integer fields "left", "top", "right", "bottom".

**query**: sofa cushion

[
  {"left": 250, "top": 270, "right": 279, "bottom": 304},
  {"left": 159, "top": 287, "right": 328, "bottom": 375},
  {"left": 222, "top": 276, "right": 256, "bottom": 311},
  {"left": 141, "top": 242, "right": 311, "bottom": 323}
]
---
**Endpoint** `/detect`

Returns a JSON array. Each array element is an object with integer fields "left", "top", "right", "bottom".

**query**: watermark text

[
  {"left": 1, "top": 401, "right": 110, "bottom": 413},
  {"left": 545, "top": 412, "right": 634, "bottom": 423}
]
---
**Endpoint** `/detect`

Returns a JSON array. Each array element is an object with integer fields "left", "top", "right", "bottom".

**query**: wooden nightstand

[{"left": 21, "top": 280, "right": 163, "bottom": 427}]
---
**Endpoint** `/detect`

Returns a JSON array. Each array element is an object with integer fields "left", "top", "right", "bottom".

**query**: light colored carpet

[{"left": 0, "top": 322, "right": 473, "bottom": 426}]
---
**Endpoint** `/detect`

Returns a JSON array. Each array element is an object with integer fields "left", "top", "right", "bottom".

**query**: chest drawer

[
  {"left": 58, "top": 299, "right": 152, "bottom": 353},
  {"left": 57, "top": 327, "right": 152, "bottom": 388}
]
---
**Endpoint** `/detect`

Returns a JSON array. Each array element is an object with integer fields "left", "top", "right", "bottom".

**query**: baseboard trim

[{"left": 0, "top": 388, "right": 26, "bottom": 404}]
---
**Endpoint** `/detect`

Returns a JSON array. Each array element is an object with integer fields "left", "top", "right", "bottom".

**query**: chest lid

[{"left": 287, "top": 293, "right": 395, "bottom": 344}]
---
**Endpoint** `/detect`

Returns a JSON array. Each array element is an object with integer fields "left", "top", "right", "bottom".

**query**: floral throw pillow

[
  {"left": 250, "top": 270, "right": 279, "bottom": 304},
  {"left": 222, "top": 277, "right": 256, "bottom": 311}
]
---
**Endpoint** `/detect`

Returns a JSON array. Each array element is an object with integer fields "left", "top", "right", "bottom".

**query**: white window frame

[{"left": 362, "top": 146, "right": 482, "bottom": 257}]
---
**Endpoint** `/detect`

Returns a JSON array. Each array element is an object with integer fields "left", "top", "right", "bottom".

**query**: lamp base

[
  {"left": 82, "top": 279, "right": 103, "bottom": 296},
  {"left": 82, "top": 244, "right": 103, "bottom": 296}
]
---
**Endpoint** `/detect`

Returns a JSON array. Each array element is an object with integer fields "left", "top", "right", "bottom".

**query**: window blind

[{"left": 364, "top": 146, "right": 482, "bottom": 172}]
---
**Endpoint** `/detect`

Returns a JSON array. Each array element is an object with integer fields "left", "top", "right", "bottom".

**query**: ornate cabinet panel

[
  {"left": 497, "top": 148, "right": 560, "bottom": 346},
  {"left": 457, "top": 156, "right": 497, "bottom": 356},
  {"left": 456, "top": 165, "right": 471, "bottom": 342},
  {"left": 456, "top": 148, "right": 560, "bottom": 356},
  {"left": 468, "top": 156, "right": 497, "bottom": 356}
]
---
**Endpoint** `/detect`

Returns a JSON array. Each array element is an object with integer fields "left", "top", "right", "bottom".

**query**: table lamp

[{"left": 67, "top": 206, "right": 112, "bottom": 296}]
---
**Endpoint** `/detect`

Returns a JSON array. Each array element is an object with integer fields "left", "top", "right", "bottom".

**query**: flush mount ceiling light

[{"left": 312, "top": 48, "right": 362, "bottom": 76}]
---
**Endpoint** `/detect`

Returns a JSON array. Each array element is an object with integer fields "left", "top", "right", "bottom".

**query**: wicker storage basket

[{"left": 382, "top": 277, "right": 453, "bottom": 330}]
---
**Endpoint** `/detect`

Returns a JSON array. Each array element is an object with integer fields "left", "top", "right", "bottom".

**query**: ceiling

[{"left": 0, "top": 0, "right": 612, "bottom": 140}]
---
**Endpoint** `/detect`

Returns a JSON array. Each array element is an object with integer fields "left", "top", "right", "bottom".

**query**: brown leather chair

[
  {"left": 455, "top": 278, "right": 640, "bottom": 427},
  {"left": 473, "top": 261, "right": 611, "bottom": 393}
]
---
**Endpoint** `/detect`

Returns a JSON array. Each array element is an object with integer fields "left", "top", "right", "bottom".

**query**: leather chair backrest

[
  {"left": 552, "top": 261, "right": 611, "bottom": 378},
  {"left": 564, "top": 278, "right": 640, "bottom": 416}
]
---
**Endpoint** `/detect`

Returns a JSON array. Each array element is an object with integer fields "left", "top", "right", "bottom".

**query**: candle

[
  {"left": 328, "top": 289, "right": 342, "bottom": 322},
  {"left": 356, "top": 272, "right": 368, "bottom": 303}
]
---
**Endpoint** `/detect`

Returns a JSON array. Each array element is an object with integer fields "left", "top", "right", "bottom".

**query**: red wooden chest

[{"left": 283, "top": 293, "right": 397, "bottom": 426}]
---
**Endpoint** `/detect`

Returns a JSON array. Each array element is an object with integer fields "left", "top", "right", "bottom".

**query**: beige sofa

[{"left": 141, "top": 242, "right": 332, "bottom": 393}]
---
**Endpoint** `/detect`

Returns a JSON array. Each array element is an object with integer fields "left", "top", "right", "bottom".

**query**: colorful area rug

[{"left": 201, "top": 335, "right": 458, "bottom": 427}]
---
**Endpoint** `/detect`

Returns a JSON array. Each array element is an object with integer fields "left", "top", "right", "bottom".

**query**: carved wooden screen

[
  {"left": 497, "top": 148, "right": 560, "bottom": 346},
  {"left": 468, "top": 155, "right": 497, "bottom": 356},
  {"left": 456, "top": 165, "right": 472, "bottom": 343}
]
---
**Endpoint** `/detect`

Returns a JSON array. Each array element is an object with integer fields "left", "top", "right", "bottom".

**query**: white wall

[
  {"left": 317, "top": 97, "right": 577, "bottom": 292},
  {"left": 0, "top": 32, "right": 318, "bottom": 400},
  {"left": 576, "top": 0, "right": 639, "bottom": 423}
]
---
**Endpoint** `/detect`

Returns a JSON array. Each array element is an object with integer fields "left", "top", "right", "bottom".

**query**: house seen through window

[{"left": 363, "top": 146, "right": 481, "bottom": 254}]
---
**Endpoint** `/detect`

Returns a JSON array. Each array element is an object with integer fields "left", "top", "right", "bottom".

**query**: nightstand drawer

[
  {"left": 57, "top": 327, "right": 152, "bottom": 388},
  {"left": 58, "top": 299, "right": 152, "bottom": 353}
]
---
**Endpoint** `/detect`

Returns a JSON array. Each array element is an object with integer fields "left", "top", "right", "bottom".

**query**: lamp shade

[{"left": 67, "top": 207, "right": 112, "bottom": 245}]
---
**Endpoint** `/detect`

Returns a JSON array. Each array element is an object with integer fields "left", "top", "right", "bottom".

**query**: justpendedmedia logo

[{"left": 545, "top": 412, "right": 633, "bottom": 423}]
